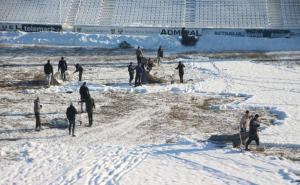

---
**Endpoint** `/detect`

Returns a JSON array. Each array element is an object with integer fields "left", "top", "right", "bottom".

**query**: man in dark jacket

[
  {"left": 136, "top": 46, "right": 143, "bottom": 64},
  {"left": 134, "top": 64, "right": 143, "bottom": 87},
  {"left": 245, "top": 114, "right": 260, "bottom": 151},
  {"left": 74, "top": 64, "right": 83, "bottom": 81},
  {"left": 34, "top": 97, "right": 42, "bottom": 131},
  {"left": 44, "top": 60, "right": 53, "bottom": 86},
  {"left": 66, "top": 103, "right": 78, "bottom": 137},
  {"left": 86, "top": 95, "right": 95, "bottom": 127},
  {"left": 176, "top": 61, "right": 185, "bottom": 83},
  {"left": 79, "top": 82, "right": 90, "bottom": 112},
  {"left": 128, "top": 62, "right": 135, "bottom": 85},
  {"left": 157, "top": 45, "right": 163, "bottom": 65},
  {"left": 58, "top": 57, "right": 68, "bottom": 81}
]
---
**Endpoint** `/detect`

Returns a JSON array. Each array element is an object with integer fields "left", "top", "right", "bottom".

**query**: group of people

[
  {"left": 34, "top": 81, "right": 95, "bottom": 136},
  {"left": 239, "top": 110, "right": 261, "bottom": 151},
  {"left": 44, "top": 57, "right": 83, "bottom": 86},
  {"left": 128, "top": 45, "right": 186, "bottom": 86},
  {"left": 66, "top": 82, "right": 95, "bottom": 136},
  {"left": 40, "top": 46, "right": 187, "bottom": 136}
]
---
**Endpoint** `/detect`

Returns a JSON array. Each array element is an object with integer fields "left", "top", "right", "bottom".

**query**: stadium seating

[
  {"left": 111, "top": 0, "right": 185, "bottom": 27},
  {"left": 0, "top": 0, "right": 299, "bottom": 29},
  {"left": 75, "top": 0, "right": 104, "bottom": 25},
  {"left": 280, "top": 0, "right": 300, "bottom": 28},
  {"left": 194, "top": 0, "right": 268, "bottom": 28},
  {"left": 0, "top": 0, "right": 61, "bottom": 24}
]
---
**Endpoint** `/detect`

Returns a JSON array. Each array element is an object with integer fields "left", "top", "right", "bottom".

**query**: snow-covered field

[
  {"left": 0, "top": 32, "right": 300, "bottom": 185},
  {"left": 0, "top": 52, "right": 299, "bottom": 185}
]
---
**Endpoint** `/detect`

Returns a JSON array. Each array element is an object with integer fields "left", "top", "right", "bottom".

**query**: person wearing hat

[
  {"left": 66, "top": 103, "right": 78, "bottom": 137},
  {"left": 34, "top": 97, "right": 42, "bottom": 131},
  {"left": 245, "top": 114, "right": 260, "bottom": 151}
]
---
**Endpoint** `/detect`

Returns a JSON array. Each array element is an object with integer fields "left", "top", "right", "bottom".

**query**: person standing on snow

[
  {"left": 85, "top": 95, "right": 95, "bottom": 127},
  {"left": 58, "top": 57, "right": 68, "bottom": 81},
  {"left": 136, "top": 46, "right": 143, "bottom": 64},
  {"left": 176, "top": 61, "right": 185, "bottom": 83},
  {"left": 240, "top": 110, "right": 252, "bottom": 133},
  {"left": 134, "top": 64, "right": 143, "bottom": 87},
  {"left": 74, "top": 64, "right": 83, "bottom": 81},
  {"left": 34, "top": 97, "right": 42, "bottom": 131},
  {"left": 79, "top": 82, "right": 90, "bottom": 112},
  {"left": 128, "top": 62, "right": 135, "bottom": 85},
  {"left": 66, "top": 103, "right": 78, "bottom": 137},
  {"left": 44, "top": 60, "right": 53, "bottom": 86},
  {"left": 245, "top": 114, "right": 261, "bottom": 151},
  {"left": 157, "top": 45, "right": 163, "bottom": 65}
]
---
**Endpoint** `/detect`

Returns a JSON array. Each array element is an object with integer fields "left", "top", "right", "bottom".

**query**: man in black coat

[
  {"left": 134, "top": 64, "right": 143, "bottom": 87},
  {"left": 128, "top": 62, "right": 135, "bottom": 85},
  {"left": 58, "top": 57, "right": 68, "bottom": 81},
  {"left": 136, "top": 46, "right": 143, "bottom": 64},
  {"left": 86, "top": 95, "right": 95, "bottom": 127},
  {"left": 176, "top": 61, "right": 185, "bottom": 83},
  {"left": 79, "top": 82, "right": 90, "bottom": 112},
  {"left": 74, "top": 64, "right": 83, "bottom": 81},
  {"left": 66, "top": 103, "right": 78, "bottom": 137},
  {"left": 245, "top": 114, "right": 260, "bottom": 151},
  {"left": 157, "top": 45, "right": 163, "bottom": 65},
  {"left": 44, "top": 60, "right": 53, "bottom": 86}
]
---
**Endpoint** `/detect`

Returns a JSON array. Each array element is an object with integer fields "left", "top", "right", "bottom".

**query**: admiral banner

[{"left": 74, "top": 26, "right": 202, "bottom": 36}]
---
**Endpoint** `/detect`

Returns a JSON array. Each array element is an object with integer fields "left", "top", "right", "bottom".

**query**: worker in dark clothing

[
  {"left": 44, "top": 60, "right": 53, "bottom": 86},
  {"left": 86, "top": 95, "right": 95, "bottom": 127},
  {"left": 74, "top": 64, "right": 83, "bottom": 81},
  {"left": 245, "top": 114, "right": 260, "bottom": 151},
  {"left": 136, "top": 46, "right": 143, "bottom": 64},
  {"left": 79, "top": 82, "right": 90, "bottom": 112},
  {"left": 176, "top": 61, "right": 185, "bottom": 83},
  {"left": 58, "top": 57, "right": 68, "bottom": 81},
  {"left": 128, "top": 62, "right": 135, "bottom": 85},
  {"left": 34, "top": 97, "right": 42, "bottom": 131},
  {"left": 157, "top": 45, "right": 163, "bottom": 65},
  {"left": 66, "top": 103, "right": 78, "bottom": 137},
  {"left": 134, "top": 64, "right": 143, "bottom": 87}
]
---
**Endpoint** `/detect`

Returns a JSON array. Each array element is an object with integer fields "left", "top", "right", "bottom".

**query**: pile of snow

[{"left": 1, "top": 31, "right": 300, "bottom": 52}]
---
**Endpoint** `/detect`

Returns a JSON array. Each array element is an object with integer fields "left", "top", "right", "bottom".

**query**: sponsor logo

[
  {"left": 21, "top": 24, "right": 62, "bottom": 32},
  {"left": 0, "top": 24, "right": 21, "bottom": 31},
  {"left": 214, "top": 31, "right": 245, "bottom": 37},
  {"left": 160, "top": 29, "right": 201, "bottom": 36}
]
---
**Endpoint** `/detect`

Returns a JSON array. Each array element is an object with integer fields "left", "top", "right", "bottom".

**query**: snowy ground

[{"left": 0, "top": 50, "right": 300, "bottom": 185}]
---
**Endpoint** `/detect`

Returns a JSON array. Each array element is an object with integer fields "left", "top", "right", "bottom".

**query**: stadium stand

[
  {"left": 111, "top": 0, "right": 185, "bottom": 27},
  {"left": 280, "top": 0, "right": 300, "bottom": 29},
  {"left": 195, "top": 0, "right": 268, "bottom": 28},
  {"left": 75, "top": 0, "right": 104, "bottom": 25},
  {"left": 0, "top": 0, "right": 299, "bottom": 29}
]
